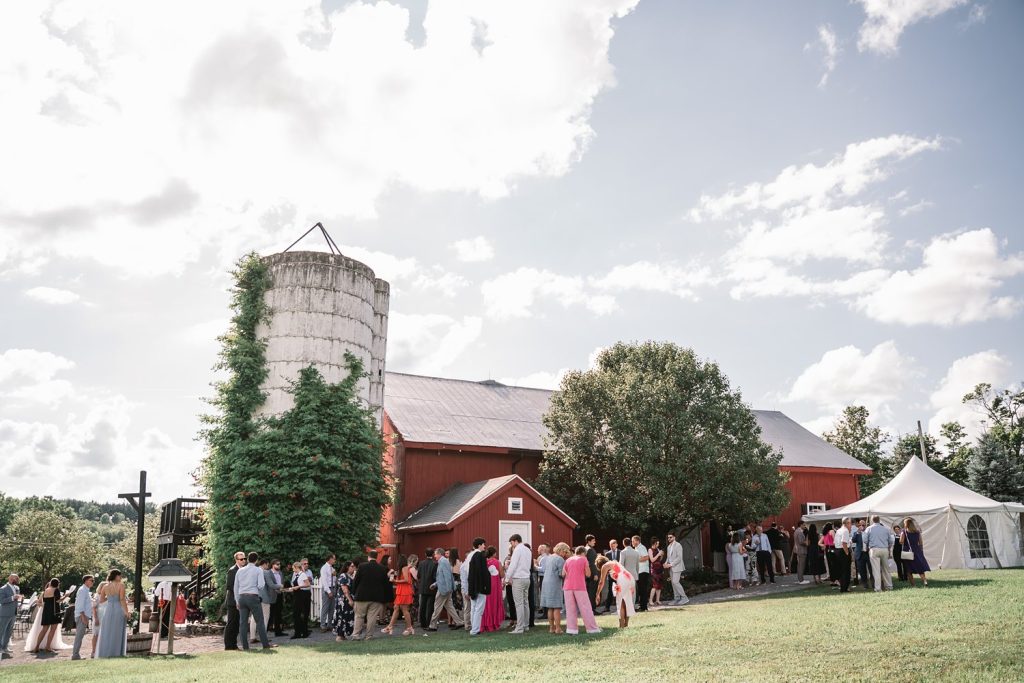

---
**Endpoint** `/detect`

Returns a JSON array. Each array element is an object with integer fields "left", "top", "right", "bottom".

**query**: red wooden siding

[
  {"left": 770, "top": 467, "right": 863, "bottom": 530},
  {"left": 396, "top": 480, "right": 575, "bottom": 561}
]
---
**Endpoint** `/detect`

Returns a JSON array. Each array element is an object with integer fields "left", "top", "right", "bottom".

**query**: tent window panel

[{"left": 967, "top": 514, "right": 992, "bottom": 559}]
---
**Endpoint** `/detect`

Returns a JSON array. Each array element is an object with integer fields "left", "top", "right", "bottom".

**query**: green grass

[{"left": 4, "top": 569, "right": 1022, "bottom": 683}]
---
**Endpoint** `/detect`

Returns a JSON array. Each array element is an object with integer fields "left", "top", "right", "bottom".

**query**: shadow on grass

[
  {"left": 690, "top": 576, "right": 997, "bottom": 605},
  {"left": 298, "top": 628, "right": 614, "bottom": 656}
]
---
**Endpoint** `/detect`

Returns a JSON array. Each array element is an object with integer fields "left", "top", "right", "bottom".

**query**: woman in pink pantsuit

[{"left": 562, "top": 546, "right": 601, "bottom": 635}]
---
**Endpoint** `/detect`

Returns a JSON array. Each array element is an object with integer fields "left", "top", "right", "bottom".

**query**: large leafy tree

[
  {"left": 938, "top": 421, "right": 973, "bottom": 487},
  {"left": 969, "top": 430, "right": 1024, "bottom": 503},
  {"left": 890, "top": 432, "right": 939, "bottom": 474},
  {"left": 822, "top": 406, "right": 891, "bottom": 496},
  {"left": 536, "top": 341, "right": 789, "bottom": 532},
  {"left": 0, "top": 510, "right": 105, "bottom": 591},
  {"left": 963, "top": 383, "right": 1024, "bottom": 458},
  {"left": 201, "top": 253, "right": 389, "bottom": 593}
]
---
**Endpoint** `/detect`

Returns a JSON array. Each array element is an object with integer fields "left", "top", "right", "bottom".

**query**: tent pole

[{"left": 917, "top": 421, "right": 928, "bottom": 464}]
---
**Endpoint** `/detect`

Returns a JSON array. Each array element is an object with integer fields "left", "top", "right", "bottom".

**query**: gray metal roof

[
  {"left": 384, "top": 373, "right": 870, "bottom": 471},
  {"left": 385, "top": 373, "right": 553, "bottom": 451},
  {"left": 394, "top": 475, "right": 517, "bottom": 531}
]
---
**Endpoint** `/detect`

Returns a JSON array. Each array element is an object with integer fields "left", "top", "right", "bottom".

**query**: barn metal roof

[
  {"left": 384, "top": 372, "right": 870, "bottom": 472},
  {"left": 394, "top": 474, "right": 578, "bottom": 531}
]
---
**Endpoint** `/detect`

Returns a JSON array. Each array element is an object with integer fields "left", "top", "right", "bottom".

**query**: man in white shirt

[
  {"left": 235, "top": 552, "right": 276, "bottom": 650},
  {"left": 155, "top": 579, "right": 173, "bottom": 638},
  {"left": 71, "top": 575, "right": 94, "bottom": 660},
  {"left": 664, "top": 533, "right": 689, "bottom": 606},
  {"left": 505, "top": 534, "right": 532, "bottom": 634},
  {"left": 632, "top": 536, "right": 651, "bottom": 611},
  {"left": 319, "top": 554, "right": 336, "bottom": 632},
  {"left": 462, "top": 544, "right": 479, "bottom": 629},
  {"left": 833, "top": 517, "right": 854, "bottom": 593}
]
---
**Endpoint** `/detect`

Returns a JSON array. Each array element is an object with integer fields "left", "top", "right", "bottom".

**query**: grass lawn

[{"left": 4, "top": 569, "right": 1022, "bottom": 683}]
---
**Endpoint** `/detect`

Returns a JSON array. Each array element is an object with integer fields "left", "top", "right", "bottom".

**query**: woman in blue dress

[
  {"left": 540, "top": 543, "right": 567, "bottom": 634},
  {"left": 899, "top": 518, "right": 930, "bottom": 586},
  {"left": 96, "top": 570, "right": 128, "bottom": 658},
  {"left": 334, "top": 561, "right": 356, "bottom": 641}
]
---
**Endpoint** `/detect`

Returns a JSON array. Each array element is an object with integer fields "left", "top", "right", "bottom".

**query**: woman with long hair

[
  {"left": 334, "top": 561, "right": 356, "bottom": 641},
  {"left": 727, "top": 532, "right": 747, "bottom": 589},
  {"left": 900, "top": 518, "right": 931, "bottom": 586},
  {"left": 820, "top": 522, "right": 837, "bottom": 586},
  {"left": 805, "top": 524, "right": 826, "bottom": 584},
  {"left": 481, "top": 547, "right": 506, "bottom": 632},
  {"left": 26, "top": 578, "right": 65, "bottom": 654},
  {"left": 383, "top": 555, "right": 416, "bottom": 636},
  {"left": 648, "top": 537, "right": 665, "bottom": 606},
  {"left": 541, "top": 542, "right": 568, "bottom": 633},
  {"left": 96, "top": 570, "right": 128, "bottom": 658},
  {"left": 91, "top": 578, "right": 109, "bottom": 657},
  {"left": 563, "top": 546, "right": 600, "bottom": 635}
]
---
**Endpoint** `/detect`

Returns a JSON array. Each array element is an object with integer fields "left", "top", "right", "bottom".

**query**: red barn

[{"left": 380, "top": 373, "right": 870, "bottom": 566}]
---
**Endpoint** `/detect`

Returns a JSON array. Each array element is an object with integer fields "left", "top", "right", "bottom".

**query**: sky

[{"left": 1, "top": 0, "right": 1022, "bottom": 504}]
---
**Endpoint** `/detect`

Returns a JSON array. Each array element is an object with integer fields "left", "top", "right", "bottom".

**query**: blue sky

[{"left": 1, "top": 0, "right": 1021, "bottom": 502}]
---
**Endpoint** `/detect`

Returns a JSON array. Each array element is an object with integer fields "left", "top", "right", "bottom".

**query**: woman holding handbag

[{"left": 899, "top": 518, "right": 930, "bottom": 586}]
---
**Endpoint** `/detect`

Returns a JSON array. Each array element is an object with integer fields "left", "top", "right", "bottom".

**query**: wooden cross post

[{"left": 119, "top": 470, "right": 152, "bottom": 634}]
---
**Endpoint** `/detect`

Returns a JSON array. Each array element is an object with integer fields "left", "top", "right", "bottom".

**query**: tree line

[{"left": 822, "top": 383, "right": 1024, "bottom": 502}]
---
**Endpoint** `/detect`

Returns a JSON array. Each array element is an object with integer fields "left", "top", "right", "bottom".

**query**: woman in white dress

[
  {"left": 728, "top": 533, "right": 747, "bottom": 590},
  {"left": 594, "top": 555, "right": 636, "bottom": 628},
  {"left": 91, "top": 580, "right": 108, "bottom": 658}
]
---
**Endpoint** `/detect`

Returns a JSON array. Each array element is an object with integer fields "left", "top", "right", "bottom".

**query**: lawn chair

[{"left": 14, "top": 593, "right": 37, "bottom": 638}]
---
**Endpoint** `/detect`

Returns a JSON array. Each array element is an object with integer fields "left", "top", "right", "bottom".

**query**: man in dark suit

[
  {"left": 417, "top": 547, "right": 437, "bottom": 629},
  {"left": 223, "top": 551, "right": 246, "bottom": 650},
  {"left": 584, "top": 535, "right": 599, "bottom": 609},
  {"left": 267, "top": 559, "right": 287, "bottom": 636},
  {"left": 350, "top": 551, "right": 391, "bottom": 641}
]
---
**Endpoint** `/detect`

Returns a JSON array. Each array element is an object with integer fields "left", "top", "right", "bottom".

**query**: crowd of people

[
  {"left": 0, "top": 518, "right": 932, "bottom": 661},
  {"left": 723, "top": 516, "right": 930, "bottom": 592},
  {"left": 218, "top": 531, "right": 692, "bottom": 648}
]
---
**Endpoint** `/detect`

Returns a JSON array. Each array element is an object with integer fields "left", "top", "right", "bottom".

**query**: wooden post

[
  {"left": 168, "top": 583, "right": 177, "bottom": 655},
  {"left": 917, "top": 421, "right": 928, "bottom": 464},
  {"left": 118, "top": 470, "right": 152, "bottom": 634}
]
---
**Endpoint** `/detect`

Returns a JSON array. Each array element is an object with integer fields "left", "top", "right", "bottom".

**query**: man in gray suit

[
  {"left": 427, "top": 548, "right": 463, "bottom": 631},
  {"left": 619, "top": 537, "right": 640, "bottom": 607},
  {"left": 258, "top": 558, "right": 283, "bottom": 639},
  {"left": 1, "top": 574, "right": 23, "bottom": 658}
]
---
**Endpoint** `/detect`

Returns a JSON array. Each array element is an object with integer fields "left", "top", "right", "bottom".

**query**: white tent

[{"left": 803, "top": 456, "right": 1024, "bottom": 569}]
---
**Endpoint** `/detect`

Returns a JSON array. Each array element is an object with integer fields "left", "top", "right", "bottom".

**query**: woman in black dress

[
  {"left": 37, "top": 578, "right": 63, "bottom": 653},
  {"left": 891, "top": 524, "right": 907, "bottom": 581},
  {"left": 805, "top": 525, "right": 826, "bottom": 584}
]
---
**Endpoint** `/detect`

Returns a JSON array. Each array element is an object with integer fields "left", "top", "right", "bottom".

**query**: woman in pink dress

[
  {"left": 562, "top": 546, "right": 601, "bottom": 635},
  {"left": 481, "top": 547, "right": 505, "bottom": 632}
]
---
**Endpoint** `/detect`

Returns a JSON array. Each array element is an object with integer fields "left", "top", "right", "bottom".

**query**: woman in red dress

[
  {"left": 382, "top": 555, "right": 417, "bottom": 636},
  {"left": 481, "top": 547, "right": 506, "bottom": 632}
]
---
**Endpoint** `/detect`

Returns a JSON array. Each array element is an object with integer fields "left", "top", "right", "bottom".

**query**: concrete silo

[{"left": 256, "top": 250, "right": 389, "bottom": 421}]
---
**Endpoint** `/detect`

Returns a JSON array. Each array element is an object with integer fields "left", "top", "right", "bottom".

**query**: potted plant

[{"left": 125, "top": 613, "right": 152, "bottom": 655}]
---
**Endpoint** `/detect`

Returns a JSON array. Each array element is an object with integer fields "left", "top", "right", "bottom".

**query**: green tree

[
  {"left": 0, "top": 493, "right": 18, "bottom": 534},
  {"left": 890, "top": 432, "right": 940, "bottom": 475},
  {"left": 110, "top": 515, "right": 198, "bottom": 588},
  {"left": 938, "top": 421, "right": 973, "bottom": 486},
  {"left": 822, "top": 406, "right": 891, "bottom": 496},
  {"left": 18, "top": 496, "right": 77, "bottom": 519},
  {"left": 963, "top": 383, "right": 1024, "bottom": 458},
  {"left": 536, "top": 341, "right": 789, "bottom": 532},
  {"left": 111, "top": 512, "right": 125, "bottom": 524},
  {"left": 201, "top": 253, "right": 389, "bottom": 591},
  {"left": 969, "top": 431, "right": 1024, "bottom": 502},
  {"left": 0, "top": 510, "right": 105, "bottom": 591},
  {"left": 100, "top": 513, "right": 112, "bottom": 525}
]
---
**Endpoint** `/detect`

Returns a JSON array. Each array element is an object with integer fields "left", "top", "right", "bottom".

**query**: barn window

[
  {"left": 805, "top": 502, "right": 827, "bottom": 514},
  {"left": 508, "top": 497, "right": 523, "bottom": 514},
  {"left": 967, "top": 514, "right": 992, "bottom": 559}
]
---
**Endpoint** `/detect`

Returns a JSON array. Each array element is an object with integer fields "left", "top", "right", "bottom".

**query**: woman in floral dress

[
  {"left": 334, "top": 561, "right": 355, "bottom": 641},
  {"left": 595, "top": 555, "right": 635, "bottom": 628}
]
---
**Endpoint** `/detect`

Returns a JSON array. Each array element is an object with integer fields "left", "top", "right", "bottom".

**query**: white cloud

[
  {"left": 806, "top": 24, "right": 839, "bottom": 88},
  {"left": 387, "top": 312, "right": 483, "bottom": 374},
  {"left": 24, "top": 286, "right": 81, "bottom": 305},
  {"left": 482, "top": 267, "right": 617, "bottom": 319},
  {"left": 500, "top": 345, "right": 605, "bottom": 390},
  {"left": 960, "top": 3, "right": 987, "bottom": 29},
  {"left": 452, "top": 236, "right": 495, "bottom": 263},
  {"left": 853, "top": 228, "right": 1024, "bottom": 325},
  {"left": 0, "top": 349, "right": 75, "bottom": 385},
  {"left": 928, "top": 350, "right": 1011, "bottom": 439},
  {"left": 589, "top": 261, "right": 713, "bottom": 300},
  {"left": 0, "top": 0, "right": 639, "bottom": 275},
  {"left": 785, "top": 341, "right": 919, "bottom": 424},
  {"left": 855, "top": 0, "right": 970, "bottom": 55},
  {"left": 690, "top": 135, "right": 940, "bottom": 222}
]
